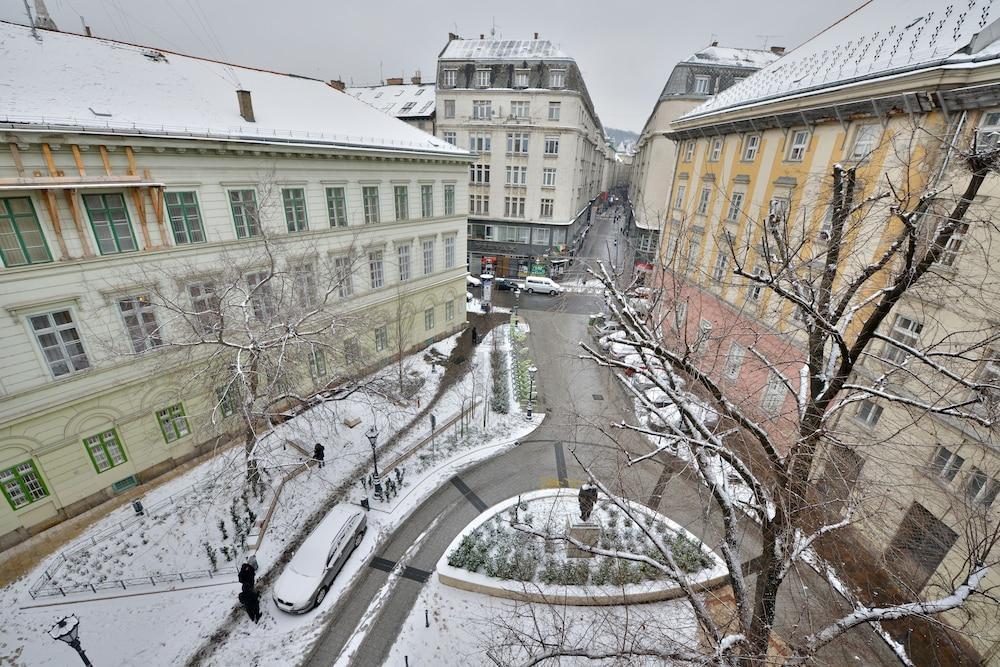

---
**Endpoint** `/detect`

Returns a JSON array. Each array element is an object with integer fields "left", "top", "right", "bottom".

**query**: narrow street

[{"left": 304, "top": 213, "right": 899, "bottom": 667}]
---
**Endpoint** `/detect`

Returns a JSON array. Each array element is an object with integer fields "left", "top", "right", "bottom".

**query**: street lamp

[
  {"left": 49, "top": 615, "right": 92, "bottom": 666},
  {"left": 366, "top": 424, "right": 383, "bottom": 498},
  {"left": 526, "top": 365, "right": 538, "bottom": 421}
]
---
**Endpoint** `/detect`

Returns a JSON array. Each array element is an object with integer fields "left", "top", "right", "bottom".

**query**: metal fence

[{"left": 29, "top": 567, "right": 237, "bottom": 599}]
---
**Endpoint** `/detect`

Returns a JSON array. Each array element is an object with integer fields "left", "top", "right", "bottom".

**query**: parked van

[
  {"left": 524, "top": 276, "right": 563, "bottom": 295},
  {"left": 272, "top": 504, "right": 367, "bottom": 613}
]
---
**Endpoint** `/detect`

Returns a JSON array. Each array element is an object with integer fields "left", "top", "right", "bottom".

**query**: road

[{"left": 304, "top": 211, "right": 899, "bottom": 667}]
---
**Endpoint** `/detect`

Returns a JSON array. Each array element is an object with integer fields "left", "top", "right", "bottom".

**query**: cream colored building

[
  {"left": 628, "top": 44, "right": 778, "bottom": 268},
  {"left": 435, "top": 34, "right": 609, "bottom": 278},
  {"left": 660, "top": 2, "right": 1000, "bottom": 661},
  {"left": 0, "top": 23, "right": 471, "bottom": 550}
]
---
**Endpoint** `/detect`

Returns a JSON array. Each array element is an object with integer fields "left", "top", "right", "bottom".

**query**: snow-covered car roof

[
  {"left": 609, "top": 341, "right": 637, "bottom": 358},
  {"left": 466, "top": 275, "right": 482, "bottom": 287},
  {"left": 285, "top": 504, "right": 362, "bottom": 578},
  {"left": 0, "top": 22, "right": 464, "bottom": 157}
]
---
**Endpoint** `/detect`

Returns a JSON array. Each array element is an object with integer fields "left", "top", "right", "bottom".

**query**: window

[
  {"left": 544, "top": 136, "right": 560, "bottom": 155},
  {"left": 674, "top": 184, "right": 687, "bottom": 209},
  {"left": 638, "top": 232, "right": 658, "bottom": 252},
  {"left": 188, "top": 282, "right": 220, "bottom": 334},
  {"left": 442, "top": 99, "right": 456, "bottom": 119},
  {"left": 856, "top": 399, "right": 883, "bottom": 427},
  {"left": 470, "top": 164, "right": 491, "bottom": 184},
  {"left": 442, "top": 69, "right": 457, "bottom": 88},
  {"left": 552, "top": 228, "right": 567, "bottom": 245},
  {"left": 334, "top": 255, "right": 354, "bottom": 298},
  {"left": 977, "top": 110, "right": 1000, "bottom": 149},
  {"left": 216, "top": 384, "right": 239, "bottom": 417},
  {"left": 470, "top": 194, "right": 490, "bottom": 215},
  {"left": 446, "top": 300, "right": 455, "bottom": 321},
  {"left": 83, "top": 193, "right": 138, "bottom": 253},
  {"left": 246, "top": 271, "right": 277, "bottom": 319},
  {"left": 424, "top": 307, "right": 435, "bottom": 331},
  {"left": 548, "top": 102, "right": 561, "bottom": 121},
  {"left": 326, "top": 187, "right": 348, "bottom": 227},
  {"left": 976, "top": 350, "right": 1000, "bottom": 411},
  {"left": 693, "top": 318, "right": 713, "bottom": 352},
  {"left": 84, "top": 430, "right": 127, "bottom": 473},
  {"left": 227, "top": 189, "right": 259, "bottom": 239},
  {"left": 549, "top": 69, "right": 565, "bottom": 88},
  {"left": 156, "top": 403, "right": 190, "bottom": 443},
  {"left": 683, "top": 140, "right": 695, "bottom": 162},
  {"left": 747, "top": 264, "right": 765, "bottom": 302},
  {"left": 422, "top": 238, "right": 434, "bottom": 274},
  {"left": 309, "top": 347, "right": 326, "bottom": 380},
  {"left": 399, "top": 101, "right": 417, "bottom": 114},
  {"left": 374, "top": 325, "right": 388, "bottom": 352},
  {"left": 723, "top": 343, "right": 746, "bottom": 380},
  {"left": 674, "top": 301, "right": 687, "bottom": 332},
  {"left": 709, "top": 137, "right": 723, "bottom": 161},
  {"left": 363, "top": 186, "right": 380, "bottom": 224},
  {"left": 163, "top": 192, "right": 205, "bottom": 245},
  {"left": 742, "top": 135, "right": 761, "bottom": 161},
  {"left": 344, "top": 339, "right": 360, "bottom": 364},
  {"left": 965, "top": 468, "right": 1000, "bottom": 508},
  {"left": 469, "top": 132, "right": 491, "bottom": 153},
  {"left": 543, "top": 168, "right": 557, "bottom": 187},
  {"left": 787, "top": 130, "right": 810, "bottom": 161},
  {"left": 444, "top": 235, "right": 456, "bottom": 268},
  {"left": 532, "top": 227, "right": 550, "bottom": 246},
  {"left": 419, "top": 185, "right": 433, "bottom": 218},
  {"left": 0, "top": 461, "right": 48, "bottom": 509},
  {"left": 278, "top": 187, "right": 307, "bottom": 232},
  {"left": 475, "top": 69, "right": 491, "bottom": 88},
  {"left": 504, "top": 197, "right": 525, "bottom": 218},
  {"left": 514, "top": 69, "right": 530, "bottom": 88},
  {"left": 696, "top": 186, "right": 711, "bottom": 215},
  {"left": 506, "top": 165, "right": 528, "bottom": 186},
  {"left": 30, "top": 309, "right": 90, "bottom": 377},
  {"left": 929, "top": 446, "right": 965, "bottom": 482},
  {"left": 507, "top": 132, "right": 529, "bottom": 154},
  {"left": 851, "top": 124, "right": 881, "bottom": 159},
  {"left": 369, "top": 250, "right": 385, "bottom": 289},
  {"left": 510, "top": 101, "right": 530, "bottom": 119},
  {"left": 472, "top": 100, "right": 492, "bottom": 119},
  {"left": 693, "top": 75, "right": 711, "bottom": 94},
  {"left": 885, "top": 315, "right": 923, "bottom": 364},
  {"left": 686, "top": 239, "right": 700, "bottom": 273},
  {"left": 540, "top": 199, "right": 554, "bottom": 219},
  {"left": 394, "top": 185, "right": 409, "bottom": 221},
  {"left": 444, "top": 184, "right": 456, "bottom": 215},
  {"left": 936, "top": 222, "right": 969, "bottom": 267},
  {"left": 726, "top": 192, "right": 744, "bottom": 222},
  {"left": 0, "top": 197, "right": 51, "bottom": 267},
  {"left": 711, "top": 252, "right": 729, "bottom": 283},
  {"left": 443, "top": 131, "right": 457, "bottom": 145},
  {"left": 291, "top": 262, "right": 317, "bottom": 308},
  {"left": 761, "top": 373, "right": 785, "bottom": 414},
  {"left": 119, "top": 294, "right": 162, "bottom": 352}
]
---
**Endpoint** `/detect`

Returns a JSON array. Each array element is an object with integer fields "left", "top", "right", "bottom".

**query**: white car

[
  {"left": 524, "top": 276, "right": 563, "bottom": 295},
  {"left": 648, "top": 404, "right": 682, "bottom": 432},
  {"left": 631, "top": 367, "right": 673, "bottom": 392},
  {"left": 609, "top": 341, "right": 637, "bottom": 360},
  {"left": 273, "top": 504, "right": 366, "bottom": 613},
  {"left": 598, "top": 330, "right": 627, "bottom": 350}
]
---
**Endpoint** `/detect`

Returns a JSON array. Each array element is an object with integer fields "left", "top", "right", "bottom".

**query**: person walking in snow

[
  {"left": 313, "top": 442, "right": 325, "bottom": 468},
  {"left": 239, "top": 587, "right": 262, "bottom": 623},
  {"left": 471, "top": 326, "right": 479, "bottom": 345},
  {"left": 238, "top": 561, "right": 256, "bottom": 589}
]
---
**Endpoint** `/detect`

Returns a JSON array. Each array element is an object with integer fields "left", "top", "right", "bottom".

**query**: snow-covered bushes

[{"left": 490, "top": 347, "right": 510, "bottom": 414}]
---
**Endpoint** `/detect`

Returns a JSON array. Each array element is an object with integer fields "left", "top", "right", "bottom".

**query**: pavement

[{"left": 302, "top": 211, "right": 900, "bottom": 667}]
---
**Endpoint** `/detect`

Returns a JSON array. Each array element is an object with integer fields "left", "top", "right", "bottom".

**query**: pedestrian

[
  {"left": 238, "top": 586, "right": 262, "bottom": 623},
  {"left": 471, "top": 326, "right": 479, "bottom": 345},
  {"left": 313, "top": 442, "right": 325, "bottom": 468},
  {"left": 238, "top": 560, "right": 256, "bottom": 589}
]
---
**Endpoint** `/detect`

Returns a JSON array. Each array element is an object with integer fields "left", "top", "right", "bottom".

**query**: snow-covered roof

[
  {"left": 683, "top": 46, "right": 780, "bottom": 70},
  {"left": 440, "top": 38, "right": 571, "bottom": 61},
  {"left": 346, "top": 83, "right": 436, "bottom": 119},
  {"left": 0, "top": 22, "right": 463, "bottom": 156},
  {"left": 682, "top": 0, "right": 1000, "bottom": 121}
]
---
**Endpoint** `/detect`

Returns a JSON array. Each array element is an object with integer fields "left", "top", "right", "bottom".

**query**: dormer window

[
  {"left": 514, "top": 69, "right": 529, "bottom": 88},
  {"left": 549, "top": 69, "right": 566, "bottom": 89},
  {"left": 694, "top": 75, "right": 711, "bottom": 94},
  {"left": 441, "top": 69, "right": 457, "bottom": 88},
  {"left": 475, "top": 69, "right": 491, "bottom": 88}
]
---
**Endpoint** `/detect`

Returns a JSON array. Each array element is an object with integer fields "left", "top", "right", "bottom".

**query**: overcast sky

[{"left": 4, "top": 0, "right": 860, "bottom": 132}]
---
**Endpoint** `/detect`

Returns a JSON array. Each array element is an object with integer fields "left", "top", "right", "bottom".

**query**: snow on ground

[
  {"left": 386, "top": 573, "right": 699, "bottom": 666},
  {"left": 466, "top": 297, "right": 511, "bottom": 314}
]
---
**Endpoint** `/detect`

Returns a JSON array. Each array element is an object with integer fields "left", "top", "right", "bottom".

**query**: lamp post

[
  {"left": 366, "top": 425, "right": 382, "bottom": 499},
  {"left": 526, "top": 365, "right": 538, "bottom": 421},
  {"left": 49, "top": 615, "right": 92, "bottom": 666}
]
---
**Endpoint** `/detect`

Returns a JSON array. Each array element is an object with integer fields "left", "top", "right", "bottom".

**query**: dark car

[{"left": 494, "top": 277, "right": 522, "bottom": 291}]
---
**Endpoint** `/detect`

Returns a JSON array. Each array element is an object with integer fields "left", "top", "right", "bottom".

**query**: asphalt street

[{"left": 302, "top": 211, "right": 899, "bottom": 667}]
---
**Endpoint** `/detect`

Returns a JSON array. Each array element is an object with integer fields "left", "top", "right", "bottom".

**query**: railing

[{"left": 29, "top": 567, "right": 237, "bottom": 599}]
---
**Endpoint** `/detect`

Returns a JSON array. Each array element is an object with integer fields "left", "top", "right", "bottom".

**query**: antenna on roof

[
  {"left": 490, "top": 17, "right": 496, "bottom": 39},
  {"left": 22, "top": 0, "right": 39, "bottom": 40},
  {"left": 80, "top": 15, "right": 92, "bottom": 37},
  {"left": 757, "top": 34, "right": 781, "bottom": 49}
]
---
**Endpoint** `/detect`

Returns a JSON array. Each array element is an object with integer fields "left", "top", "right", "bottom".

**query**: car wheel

[
  {"left": 354, "top": 531, "right": 364, "bottom": 548},
  {"left": 314, "top": 585, "right": 329, "bottom": 607},
  {"left": 527, "top": 288, "right": 534, "bottom": 294}
]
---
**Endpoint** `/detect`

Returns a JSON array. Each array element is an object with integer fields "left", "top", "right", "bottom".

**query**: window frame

[
  {"left": 308, "top": 346, "right": 327, "bottom": 380},
  {"left": 851, "top": 124, "right": 881, "bottom": 160},
  {"left": 885, "top": 315, "right": 923, "bottom": 364},
  {"left": 28, "top": 308, "right": 91, "bottom": 378},
  {"left": 118, "top": 293, "right": 163, "bottom": 353},
  {"left": 787, "top": 129, "right": 810, "bottom": 162},
  {"left": 693, "top": 75, "right": 711, "bottom": 94},
  {"left": 441, "top": 69, "right": 457, "bottom": 88},
  {"left": 709, "top": 137, "right": 723, "bottom": 162},
  {"left": 424, "top": 306, "right": 435, "bottom": 331},
  {"left": 475, "top": 68, "right": 491, "bottom": 88},
  {"left": 163, "top": 191, "right": 206, "bottom": 245},
  {"left": 281, "top": 187, "right": 308, "bottom": 232},
  {"left": 444, "top": 235, "right": 456, "bottom": 268},
  {"left": 422, "top": 238, "right": 434, "bottom": 275},
  {"left": 362, "top": 186, "right": 381, "bottom": 224},
  {"left": 0, "top": 460, "right": 49, "bottom": 510},
  {"left": 445, "top": 300, "right": 455, "bottom": 321},
  {"left": 683, "top": 140, "right": 695, "bottom": 162},
  {"left": 548, "top": 69, "right": 566, "bottom": 89},
  {"left": 540, "top": 198, "right": 554, "bottom": 219},
  {"left": 513, "top": 69, "right": 530, "bottom": 88},
  {"left": 156, "top": 403, "right": 191, "bottom": 443},
  {"left": 548, "top": 101, "right": 561, "bottom": 121},
  {"left": 0, "top": 196, "right": 52, "bottom": 267},
  {"left": 369, "top": 250, "right": 385, "bottom": 289},
  {"left": 855, "top": 399, "right": 883, "bottom": 427},
  {"left": 444, "top": 184, "right": 456, "bottom": 216},
  {"left": 326, "top": 186, "right": 348, "bottom": 227},
  {"left": 544, "top": 136, "right": 560, "bottom": 155},
  {"left": 726, "top": 192, "right": 744, "bottom": 222},
  {"left": 228, "top": 189, "right": 259, "bottom": 239},
  {"left": 83, "top": 429, "right": 128, "bottom": 474},
  {"left": 334, "top": 255, "right": 354, "bottom": 298},
  {"left": 696, "top": 186, "right": 711, "bottom": 215},
  {"left": 393, "top": 185, "right": 409, "bottom": 221},
  {"left": 397, "top": 243, "right": 412, "bottom": 282},
  {"left": 742, "top": 134, "right": 761, "bottom": 162},
  {"left": 374, "top": 325, "right": 389, "bottom": 352},
  {"left": 420, "top": 184, "right": 434, "bottom": 218},
  {"left": 723, "top": 342, "right": 746, "bottom": 380},
  {"left": 928, "top": 445, "right": 965, "bottom": 482},
  {"left": 83, "top": 192, "right": 139, "bottom": 254}
]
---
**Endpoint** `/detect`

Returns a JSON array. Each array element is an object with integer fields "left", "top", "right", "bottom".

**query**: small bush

[
  {"left": 538, "top": 559, "right": 590, "bottom": 586},
  {"left": 670, "top": 533, "right": 713, "bottom": 573}
]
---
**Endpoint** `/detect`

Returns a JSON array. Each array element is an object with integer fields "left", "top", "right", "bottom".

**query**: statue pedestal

[{"left": 567, "top": 521, "right": 600, "bottom": 558}]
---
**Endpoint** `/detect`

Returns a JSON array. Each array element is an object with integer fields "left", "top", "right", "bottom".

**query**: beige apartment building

[
  {"left": 0, "top": 22, "right": 471, "bottom": 550},
  {"left": 657, "top": 1, "right": 1000, "bottom": 660},
  {"left": 434, "top": 33, "right": 610, "bottom": 278}
]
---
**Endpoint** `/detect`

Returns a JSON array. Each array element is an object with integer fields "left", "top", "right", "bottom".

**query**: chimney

[
  {"left": 448, "top": 32, "right": 459, "bottom": 42},
  {"left": 480, "top": 34, "right": 485, "bottom": 39},
  {"left": 329, "top": 79, "right": 346, "bottom": 91},
  {"left": 534, "top": 32, "right": 539, "bottom": 39},
  {"left": 710, "top": 40, "right": 718, "bottom": 47},
  {"left": 411, "top": 73, "right": 422, "bottom": 85},
  {"left": 386, "top": 77, "right": 404, "bottom": 85},
  {"left": 84, "top": 25, "right": 92, "bottom": 37},
  {"left": 236, "top": 90, "right": 255, "bottom": 122},
  {"left": 770, "top": 46, "right": 786, "bottom": 55}
]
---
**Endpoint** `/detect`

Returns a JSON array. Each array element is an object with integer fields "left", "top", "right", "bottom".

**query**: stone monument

[{"left": 567, "top": 483, "right": 601, "bottom": 558}]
